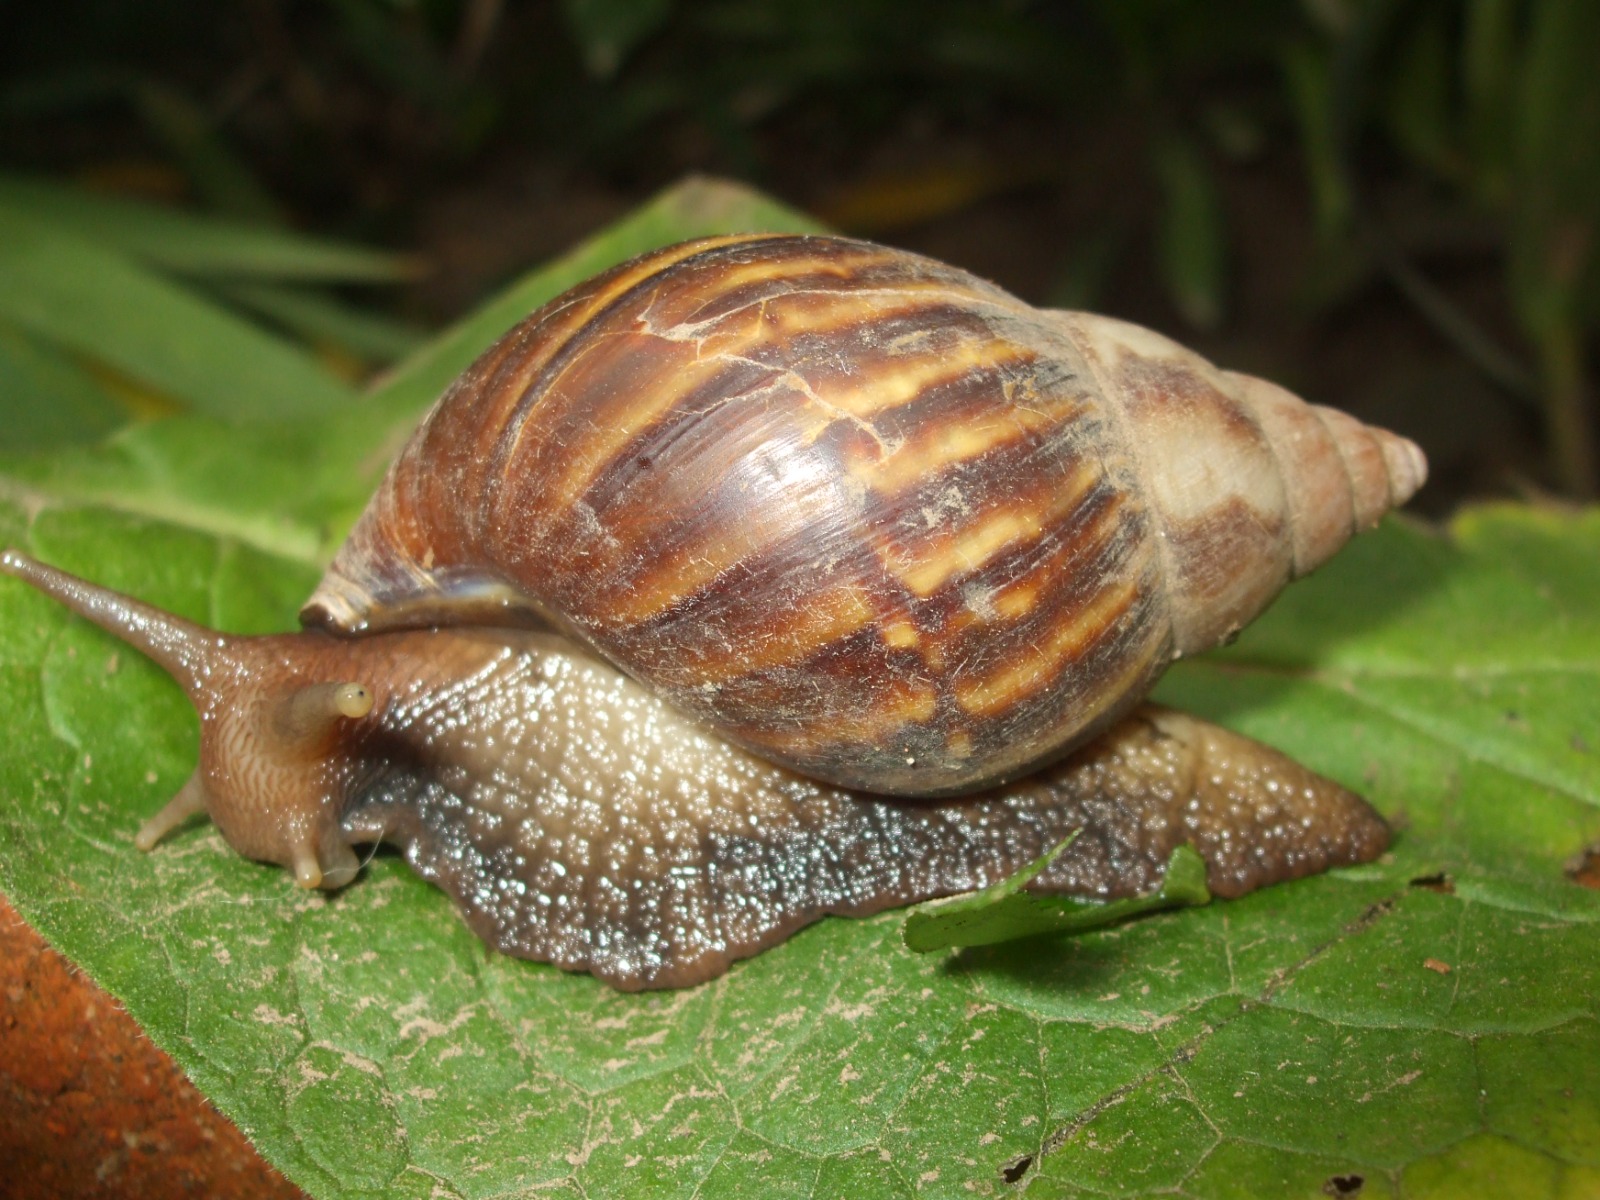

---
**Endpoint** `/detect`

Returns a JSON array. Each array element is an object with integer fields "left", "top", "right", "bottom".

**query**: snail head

[{"left": 2, "top": 550, "right": 371, "bottom": 890}]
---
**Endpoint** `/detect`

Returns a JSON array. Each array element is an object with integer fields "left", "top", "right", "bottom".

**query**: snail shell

[{"left": 305, "top": 234, "right": 1425, "bottom": 796}]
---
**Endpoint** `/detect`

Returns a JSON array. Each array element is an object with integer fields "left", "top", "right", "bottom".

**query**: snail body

[
  {"left": 2, "top": 234, "right": 1423, "bottom": 989},
  {"left": 3, "top": 551, "right": 1387, "bottom": 989}
]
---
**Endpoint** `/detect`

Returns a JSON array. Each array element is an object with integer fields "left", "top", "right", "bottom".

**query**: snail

[{"left": 2, "top": 233, "right": 1423, "bottom": 990}]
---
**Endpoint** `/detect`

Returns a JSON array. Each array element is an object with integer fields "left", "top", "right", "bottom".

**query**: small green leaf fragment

[
  {"left": 562, "top": 0, "right": 674, "bottom": 78},
  {"left": 130, "top": 81, "right": 284, "bottom": 225},
  {"left": 902, "top": 837, "right": 1211, "bottom": 953},
  {"left": 1280, "top": 39, "right": 1351, "bottom": 239}
]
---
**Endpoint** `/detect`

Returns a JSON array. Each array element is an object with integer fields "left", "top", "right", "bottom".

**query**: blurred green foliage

[
  {"left": 0, "top": 0, "right": 1594, "bottom": 491},
  {"left": 1284, "top": 0, "right": 1599, "bottom": 494},
  {"left": 0, "top": 177, "right": 423, "bottom": 446}
]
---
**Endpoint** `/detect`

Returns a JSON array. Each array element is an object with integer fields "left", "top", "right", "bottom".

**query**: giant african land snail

[{"left": 2, "top": 234, "right": 1423, "bottom": 989}]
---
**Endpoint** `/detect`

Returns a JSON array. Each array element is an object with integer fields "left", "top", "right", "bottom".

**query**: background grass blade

[
  {"left": 0, "top": 174, "right": 421, "bottom": 283},
  {"left": 0, "top": 323, "right": 126, "bottom": 451},
  {"left": 0, "top": 202, "right": 356, "bottom": 420},
  {"left": 218, "top": 282, "right": 427, "bottom": 366}
]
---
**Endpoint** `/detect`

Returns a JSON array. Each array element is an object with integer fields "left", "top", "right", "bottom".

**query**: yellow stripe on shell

[
  {"left": 843, "top": 379, "right": 1064, "bottom": 493},
  {"left": 749, "top": 675, "right": 940, "bottom": 762},
  {"left": 882, "top": 457, "right": 1103, "bottom": 600},
  {"left": 952, "top": 556, "right": 1149, "bottom": 718},
  {"left": 533, "top": 264, "right": 1035, "bottom": 515},
  {"left": 678, "top": 581, "right": 880, "bottom": 679}
]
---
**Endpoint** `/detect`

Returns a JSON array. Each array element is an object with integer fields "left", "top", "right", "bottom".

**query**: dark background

[{"left": 3, "top": 0, "right": 1596, "bottom": 506}]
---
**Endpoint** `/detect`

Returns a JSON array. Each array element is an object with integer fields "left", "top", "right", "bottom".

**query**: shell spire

[{"left": 1052, "top": 313, "right": 1426, "bottom": 655}]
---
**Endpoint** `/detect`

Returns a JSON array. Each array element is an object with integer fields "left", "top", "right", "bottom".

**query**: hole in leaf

[
  {"left": 1347, "top": 897, "right": 1396, "bottom": 933},
  {"left": 1408, "top": 872, "right": 1454, "bottom": 894},
  {"left": 1322, "top": 1174, "right": 1364, "bottom": 1197},
  {"left": 1566, "top": 846, "right": 1600, "bottom": 890},
  {"left": 1001, "top": 1154, "right": 1033, "bottom": 1183}
]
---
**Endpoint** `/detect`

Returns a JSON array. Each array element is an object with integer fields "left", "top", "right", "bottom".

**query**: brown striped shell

[{"left": 304, "top": 234, "right": 1425, "bottom": 797}]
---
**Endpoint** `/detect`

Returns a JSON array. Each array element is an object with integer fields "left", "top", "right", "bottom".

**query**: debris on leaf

[{"left": 902, "top": 836, "right": 1211, "bottom": 953}]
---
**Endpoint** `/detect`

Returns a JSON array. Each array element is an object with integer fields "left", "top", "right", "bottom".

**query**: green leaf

[
  {"left": 0, "top": 202, "right": 356, "bottom": 421},
  {"left": 0, "top": 174, "right": 421, "bottom": 283},
  {"left": 1044, "top": 224, "right": 1126, "bottom": 312},
  {"left": 903, "top": 840, "right": 1211, "bottom": 952},
  {"left": 130, "top": 80, "right": 285, "bottom": 224},
  {"left": 1504, "top": 0, "right": 1600, "bottom": 494},
  {"left": 322, "top": 0, "right": 468, "bottom": 112},
  {"left": 1, "top": 180, "right": 1597, "bottom": 1199},
  {"left": 1281, "top": 38, "right": 1352, "bottom": 240},
  {"left": 1507, "top": 0, "right": 1600, "bottom": 334},
  {"left": 1461, "top": 0, "right": 1518, "bottom": 205},
  {"left": 1381, "top": 5, "right": 1461, "bottom": 185}
]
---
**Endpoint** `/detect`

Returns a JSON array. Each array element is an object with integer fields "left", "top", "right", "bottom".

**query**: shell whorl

[
  {"left": 1054, "top": 314, "right": 1427, "bottom": 654},
  {"left": 304, "top": 234, "right": 1424, "bottom": 796}
]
